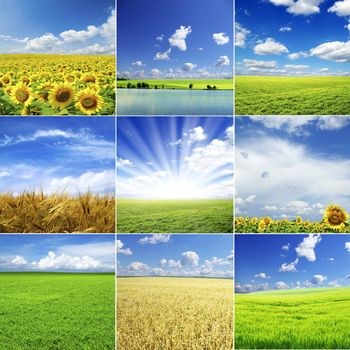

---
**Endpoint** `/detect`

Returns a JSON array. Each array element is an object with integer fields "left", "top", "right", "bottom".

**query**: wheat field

[
  {"left": 0, "top": 191, "right": 115, "bottom": 233},
  {"left": 117, "top": 277, "right": 233, "bottom": 350}
]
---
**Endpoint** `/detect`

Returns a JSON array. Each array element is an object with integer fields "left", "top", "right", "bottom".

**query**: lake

[{"left": 117, "top": 89, "right": 233, "bottom": 115}]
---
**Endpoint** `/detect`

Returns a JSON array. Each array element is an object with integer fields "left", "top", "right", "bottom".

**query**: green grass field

[
  {"left": 235, "top": 287, "right": 350, "bottom": 349},
  {"left": 0, "top": 272, "right": 115, "bottom": 350},
  {"left": 236, "top": 76, "right": 350, "bottom": 115},
  {"left": 117, "top": 79, "right": 233, "bottom": 90},
  {"left": 117, "top": 199, "right": 233, "bottom": 233}
]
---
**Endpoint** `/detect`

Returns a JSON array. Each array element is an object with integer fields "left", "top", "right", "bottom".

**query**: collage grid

[{"left": 0, "top": 0, "right": 349, "bottom": 349}]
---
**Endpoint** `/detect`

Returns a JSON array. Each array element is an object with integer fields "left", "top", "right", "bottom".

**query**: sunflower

[
  {"left": 323, "top": 205, "right": 349, "bottom": 230},
  {"left": 49, "top": 84, "right": 75, "bottom": 109},
  {"left": 258, "top": 220, "right": 266, "bottom": 233},
  {"left": 10, "top": 83, "right": 34, "bottom": 106},
  {"left": 262, "top": 216, "right": 273, "bottom": 226},
  {"left": 38, "top": 85, "right": 53, "bottom": 101},
  {"left": 1, "top": 75, "right": 11, "bottom": 85},
  {"left": 75, "top": 88, "right": 103, "bottom": 115},
  {"left": 81, "top": 74, "right": 97, "bottom": 84},
  {"left": 296, "top": 216, "right": 303, "bottom": 224},
  {"left": 65, "top": 74, "right": 75, "bottom": 83}
]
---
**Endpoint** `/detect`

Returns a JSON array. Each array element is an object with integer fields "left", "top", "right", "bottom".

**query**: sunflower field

[
  {"left": 0, "top": 54, "right": 115, "bottom": 116},
  {"left": 235, "top": 204, "right": 350, "bottom": 233}
]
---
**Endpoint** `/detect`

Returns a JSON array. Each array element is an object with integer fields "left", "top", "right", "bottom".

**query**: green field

[
  {"left": 235, "top": 287, "right": 350, "bottom": 349},
  {"left": 117, "top": 79, "right": 233, "bottom": 90},
  {"left": 236, "top": 76, "right": 350, "bottom": 115},
  {"left": 0, "top": 272, "right": 115, "bottom": 350},
  {"left": 117, "top": 199, "right": 233, "bottom": 233},
  {"left": 117, "top": 277, "right": 233, "bottom": 350}
]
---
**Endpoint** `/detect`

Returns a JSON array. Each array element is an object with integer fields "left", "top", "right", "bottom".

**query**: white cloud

[
  {"left": 254, "top": 272, "right": 270, "bottom": 279},
  {"left": 71, "top": 43, "right": 115, "bottom": 55},
  {"left": 33, "top": 251, "right": 101, "bottom": 270},
  {"left": 243, "top": 59, "right": 278, "bottom": 69},
  {"left": 117, "top": 158, "right": 133, "bottom": 167},
  {"left": 151, "top": 68, "right": 161, "bottom": 77},
  {"left": 317, "top": 117, "right": 350, "bottom": 130},
  {"left": 254, "top": 38, "right": 288, "bottom": 55},
  {"left": 60, "top": 25, "right": 99, "bottom": 43},
  {"left": 310, "top": 41, "right": 350, "bottom": 62},
  {"left": 116, "top": 240, "right": 132, "bottom": 256},
  {"left": 328, "top": 0, "right": 350, "bottom": 16},
  {"left": 169, "top": 26, "right": 192, "bottom": 51},
  {"left": 0, "top": 171, "right": 10, "bottom": 178},
  {"left": 311, "top": 274, "right": 327, "bottom": 284},
  {"left": 345, "top": 242, "right": 350, "bottom": 252},
  {"left": 296, "top": 235, "right": 321, "bottom": 262},
  {"left": 25, "top": 33, "right": 63, "bottom": 51},
  {"left": 128, "top": 262, "right": 149, "bottom": 271},
  {"left": 285, "top": 64, "right": 310, "bottom": 69},
  {"left": 282, "top": 243, "right": 290, "bottom": 251},
  {"left": 279, "top": 26, "right": 292, "bottom": 32},
  {"left": 213, "top": 32, "right": 230, "bottom": 45},
  {"left": 154, "top": 48, "right": 171, "bottom": 61},
  {"left": 268, "top": 0, "right": 324, "bottom": 15},
  {"left": 188, "top": 126, "right": 207, "bottom": 143},
  {"left": 215, "top": 55, "right": 230, "bottom": 66},
  {"left": 160, "top": 259, "right": 181, "bottom": 268},
  {"left": 132, "top": 61, "right": 144, "bottom": 67},
  {"left": 47, "top": 169, "right": 115, "bottom": 194},
  {"left": 274, "top": 281, "right": 289, "bottom": 289},
  {"left": 182, "top": 62, "right": 197, "bottom": 71},
  {"left": 288, "top": 51, "right": 309, "bottom": 60},
  {"left": 138, "top": 234, "right": 171, "bottom": 245},
  {"left": 156, "top": 34, "right": 164, "bottom": 41},
  {"left": 99, "top": 9, "right": 116, "bottom": 41},
  {"left": 279, "top": 258, "right": 298, "bottom": 272},
  {"left": 181, "top": 251, "right": 199, "bottom": 267},
  {"left": 235, "top": 23, "right": 250, "bottom": 48},
  {"left": 11, "top": 256, "right": 27, "bottom": 265}
]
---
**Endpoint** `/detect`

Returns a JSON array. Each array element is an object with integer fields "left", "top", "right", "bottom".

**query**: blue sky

[
  {"left": 0, "top": 117, "right": 115, "bottom": 195},
  {"left": 0, "top": 0, "right": 115, "bottom": 54},
  {"left": 117, "top": 234, "right": 233, "bottom": 277},
  {"left": 118, "top": 0, "right": 233, "bottom": 79},
  {"left": 235, "top": 234, "right": 350, "bottom": 292},
  {"left": 236, "top": 116, "right": 350, "bottom": 220},
  {"left": 236, "top": 0, "right": 350, "bottom": 76},
  {"left": 0, "top": 235, "right": 115, "bottom": 272},
  {"left": 117, "top": 116, "right": 233, "bottom": 199}
]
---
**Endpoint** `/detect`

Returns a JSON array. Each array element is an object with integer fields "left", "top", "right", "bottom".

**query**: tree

[
  {"left": 189, "top": 83, "right": 193, "bottom": 89},
  {"left": 137, "top": 82, "right": 142, "bottom": 88},
  {"left": 207, "top": 85, "right": 212, "bottom": 90},
  {"left": 127, "top": 82, "right": 132, "bottom": 88}
]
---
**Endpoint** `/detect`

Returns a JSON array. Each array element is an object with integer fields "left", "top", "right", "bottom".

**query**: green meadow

[
  {"left": 117, "top": 79, "right": 233, "bottom": 90},
  {"left": 235, "top": 287, "right": 350, "bottom": 349},
  {"left": 235, "top": 76, "right": 350, "bottom": 115},
  {"left": 0, "top": 272, "right": 115, "bottom": 350},
  {"left": 117, "top": 199, "right": 233, "bottom": 233}
]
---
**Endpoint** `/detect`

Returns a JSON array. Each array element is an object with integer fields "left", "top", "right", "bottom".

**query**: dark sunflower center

[
  {"left": 84, "top": 77, "right": 95, "bottom": 83},
  {"left": 16, "top": 88, "right": 29, "bottom": 103},
  {"left": 4, "top": 78, "right": 10, "bottom": 84},
  {"left": 56, "top": 89, "right": 71, "bottom": 102},
  {"left": 67, "top": 76, "right": 74, "bottom": 82},
  {"left": 22, "top": 78, "right": 30, "bottom": 84},
  {"left": 329, "top": 211, "right": 342, "bottom": 225},
  {"left": 82, "top": 97, "right": 97, "bottom": 109}
]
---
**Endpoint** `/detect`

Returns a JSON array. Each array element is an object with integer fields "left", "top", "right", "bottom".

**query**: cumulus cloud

[
  {"left": 288, "top": 51, "right": 309, "bottom": 60},
  {"left": 188, "top": 126, "right": 207, "bottom": 143},
  {"left": 345, "top": 242, "right": 350, "bottom": 252},
  {"left": 182, "top": 62, "right": 197, "bottom": 71},
  {"left": 181, "top": 251, "right": 199, "bottom": 267},
  {"left": 154, "top": 48, "right": 171, "bottom": 61},
  {"left": 254, "top": 38, "right": 288, "bottom": 55},
  {"left": 279, "top": 258, "right": 298, "bottom": 272},
  {"left": 169, "top": 26, "right": 192, "bottom": 51},
  {"left": 117, "top": 158, "right": 133, "bottom": 168},
  {"left": 11, "top": 256, "right": 27, "bottom": 265},
  {"left": 310, "top": 40, "right": 350, "bottom": 62},
  {"left": 33, "top": 251, "right": 101, "bottom": 270},
  {"left": 138, "top": 234, "right": 171, "bottom": 245},
  {"left": 274, "top": 281, "right": 289, "bottom": 289},
  {"left": 116, "top": 240, "right": 132, "bottom": 256},
  {"left": 254, "top": 272, "right": 271, "bottom": 279},
  {"left": 311, "top": 274, "right": 327, "bottom": 284},
  {"left": 268, "top": 0, "right": 324, "bottom": 15},
  {"left": 132, "top": 61, "right": 145, "bottom": 67},
  {"left": 25, "top": 33, "right": 63, "bottom": 51},
  {"left": 60, "top": 25, "right": 99, "bottom": 43},
  {"left": 296, "top": 235, "right": 321, "bottom": 262},
  {"left": 282, "top": 243, "right": 290, "bottom": 251},
  {"left": 235, "top": 23, "right": 250, "bottom": 48},
  {"left": 215, "top": 55, "right": 230, "bottom": 66},
  {"left": 243, "top": 59, "right": 278, "bottom": 69},
  {"left": 213, "top": 32, "right": 230, "bottom": 45},
  {"left": 328, "top": 0, "right": 350, "bottom": 16},
  {"left": 279, "top": 26, "right": 292, "bottom": 31},
  {"left": 156, "top": 34, "right": 164, "bottom": 41},
  {"left": 128, "top": 262, "right": 149, "bottom": 271}
]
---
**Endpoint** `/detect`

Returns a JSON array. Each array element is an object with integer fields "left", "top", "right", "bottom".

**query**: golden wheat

[
  {"left": 0, "top": 191, "right": 115, "bottom": 233},
  {"left": 117, "top": 277, "right": 233, "bottom": 350}
]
